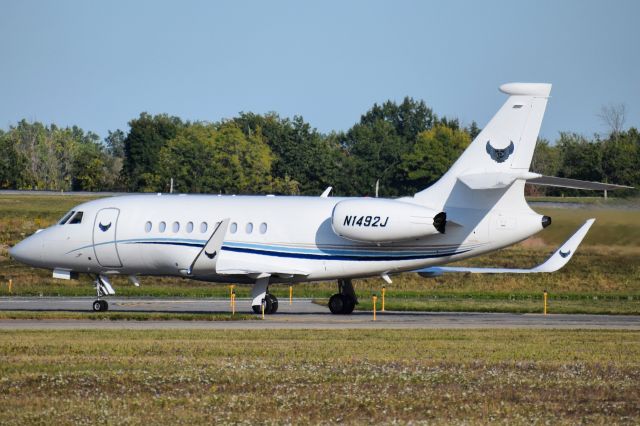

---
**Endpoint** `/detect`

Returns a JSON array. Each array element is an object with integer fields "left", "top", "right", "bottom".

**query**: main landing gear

[
  {"left": 329, "top": 279, "right": 358, "bottom": 315},
  {"left": 251, "top": 293, "right": 279, "bottom": 315},
  {"left": 250, "top": 276, "right": 279, "bottom": 315},
  {"left": 92, "top": 275, "right": 115, "bottom": 312}
]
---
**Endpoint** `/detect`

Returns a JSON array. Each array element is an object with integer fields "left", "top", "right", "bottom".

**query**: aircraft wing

[{"left": 415, "top": 219, "right": 595, "bottom": 276}]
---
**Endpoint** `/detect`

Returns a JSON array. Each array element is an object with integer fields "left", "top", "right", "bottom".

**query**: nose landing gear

[
  {"left": 91, "top": 275, "right": 115, "bottom": 312},
  {"left": 92, "top": 299, "right": 109, "bottom": 312}
]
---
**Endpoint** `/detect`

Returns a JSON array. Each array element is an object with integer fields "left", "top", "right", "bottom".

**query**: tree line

[{"left": 0, "top": 99, "right": 638, "bottom": 196}]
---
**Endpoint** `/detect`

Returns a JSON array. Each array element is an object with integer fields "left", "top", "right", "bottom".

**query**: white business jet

[{"left": 9, "top": 83, "right": 627, "bottom": 314}]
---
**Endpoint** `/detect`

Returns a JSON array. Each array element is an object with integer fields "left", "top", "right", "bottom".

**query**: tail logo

[{"left": 486, "top": 141, "right": 515, "bottom": 163}]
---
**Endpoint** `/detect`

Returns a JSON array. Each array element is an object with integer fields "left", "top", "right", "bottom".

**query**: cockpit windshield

[
  {"left": 58, "top": 210, "right": 84, "bottom": 225},
  {"left": 68, "top": 211, "right": 83, "bottom": 224},
  {"left": 59, "top": 210, "right": 75, "bottom": 225}
]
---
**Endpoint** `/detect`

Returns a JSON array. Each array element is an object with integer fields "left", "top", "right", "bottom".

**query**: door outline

[{"left": 93, "top": 208, "right": 123, "bottom": 268}]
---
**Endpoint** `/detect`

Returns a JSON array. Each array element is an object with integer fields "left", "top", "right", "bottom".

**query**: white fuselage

[{"left": 13, "top": 192, "right": 546, "bottom": 284}]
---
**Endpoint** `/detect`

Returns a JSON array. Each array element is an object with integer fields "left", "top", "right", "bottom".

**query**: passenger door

[{"left": 93, "top": 208, "right": 122, "bottom": 268}]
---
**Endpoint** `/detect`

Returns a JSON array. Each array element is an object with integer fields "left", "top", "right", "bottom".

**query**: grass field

[
  {"left": 0, "top": 329, "right": 638, "bottom": 424},
  {"left": 0, "top": 194, "right": 638, "bottom": 314}
]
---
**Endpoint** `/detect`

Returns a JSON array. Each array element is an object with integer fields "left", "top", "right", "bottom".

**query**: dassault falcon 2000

[{"left": 9, "top": 83, "right": 631, "bottom": 314}]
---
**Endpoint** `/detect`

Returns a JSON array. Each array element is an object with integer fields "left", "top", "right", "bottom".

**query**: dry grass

[{"left": 0, "top": 329, "right": 638, "bottom": 424}]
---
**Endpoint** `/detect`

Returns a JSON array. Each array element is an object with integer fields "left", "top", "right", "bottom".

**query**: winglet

[
  {"left": 415, "top": 218, "right": 595, "bottom": 276},
  {"left": 320, "top": 186, "right": 332, "bottom": 198},
  {"left": 531, "top": 218, "right": 595, "bottom": 272},
  {"left": 188, "top": 218, "right": 230, "bottom": 275}
]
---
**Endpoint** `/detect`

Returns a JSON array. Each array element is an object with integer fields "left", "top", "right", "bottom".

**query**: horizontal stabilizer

[
  {"left": 458, "top": 171, "right": 541, "bottom": 190},
  {"left": 415, "top": 218, "right": 595, "bottom": 276},
  {"left": 528, "top": 176, "right": 634, "bottom": 191}
]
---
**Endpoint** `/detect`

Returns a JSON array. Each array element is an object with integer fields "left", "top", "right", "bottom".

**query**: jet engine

[{"left": 331, "top": 198, "right": 446, "bottom": 243}]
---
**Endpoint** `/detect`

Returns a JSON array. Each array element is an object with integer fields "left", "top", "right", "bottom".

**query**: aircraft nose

[{"left": 8, "top": 237, "right": 42, "bottom": 266}]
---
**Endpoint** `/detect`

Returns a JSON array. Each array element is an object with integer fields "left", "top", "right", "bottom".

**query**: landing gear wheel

[
  {"left": 342, "top": 297, "right": 355, "bottom": 314},
  {"left": 253, "top": 295, "right": 277, "bottom": 314},
  {"left": 329, "top": 294, "right": 346, "bottom": 314},
  {"left": 329, "top": 294, "right": 355, "bottom": 315},
  {"left": 92, "top": 300, "right": 108, "bottom": 312},
  {"left": 267, "top": 294, "right": 278, "bottom": 314}
]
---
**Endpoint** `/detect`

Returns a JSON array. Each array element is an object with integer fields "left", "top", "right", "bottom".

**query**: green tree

[
  {"left": 72, "top": 142, "right": 108, "bottom": 191},
  {"left": 400, "top": 124, "right": 471, "bottom": 189},
  {"left": 556, "top": 132, "right": 603, "bottom": 181},
  {"left": 122, "top": 113, "right": 184, "bottom": 191},
  {"left": 601, "top": 127, "right": 640, "bottom": 188},
  {"left": 233, "top": 113, "right": 341, "bottom": 195},
  {"left": 0, "top": 132, "right": 27, "bottom": 189}
]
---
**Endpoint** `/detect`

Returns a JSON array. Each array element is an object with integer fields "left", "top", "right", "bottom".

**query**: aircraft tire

[
  {"left": 93, "top": 300, "right": 108, "bottom": 312},
  {"left": 267, "top": 294, "right": 278, "bottom": 314},
  {"left": 252, "top": 296, "right": 275, "bottom": 315},
  {"left": 342, "top": 297, "right": 355, "bottom": 315},
  {"left": 328, "top": 294, "right": 346, "bottom": 314}
]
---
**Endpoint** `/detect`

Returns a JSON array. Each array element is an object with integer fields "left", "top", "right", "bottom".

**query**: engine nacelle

[{"left": 331, "top": 198, "right": 446, "bottom": 243}]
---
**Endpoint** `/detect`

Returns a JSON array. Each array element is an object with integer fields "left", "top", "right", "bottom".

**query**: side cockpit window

[
  {"left": 59, "top": 210, "right": 75, "bottom": 225},
  {"left": 68, "top": 211, "right": 84, "bottom": 224}
]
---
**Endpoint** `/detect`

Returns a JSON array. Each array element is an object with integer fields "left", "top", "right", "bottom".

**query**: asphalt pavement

[{"left": 0, "top": 297, "right": 638, "bottom": 330}]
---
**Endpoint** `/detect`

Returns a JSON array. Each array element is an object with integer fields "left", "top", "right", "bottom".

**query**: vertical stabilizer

[{"left": 414, "top": 83, "right": 551, "bottom": 209}]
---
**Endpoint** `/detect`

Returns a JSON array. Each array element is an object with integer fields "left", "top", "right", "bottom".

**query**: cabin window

[
  {"left": 159, "top": 221, "right": 166, "bottom": 232},
  {"left": 260, "top": 223, "right": 267, "bottom": 234},
  {"left": 186, "top": 222, "right": 194, "bottom": 233},
  {"left": 246, "top": 222, "right": 253, "bottom": 234},
  {"left": 145, "top": 221, "right": 152, "bottom": 232},
  {"left": 200, "top": 222, "right": 208, "bottom": 233},
  {"left": 230, "top": 222, "right": 238, "bottom": 234},
  {"left": 59, "top": 210, "right": 75, "bottom": 225},
  {"left": 68, "top": 211, "right": 83, "bottom": 224},
  {"left": 172, "top": 221, "right": 180, "bottom": 233}
]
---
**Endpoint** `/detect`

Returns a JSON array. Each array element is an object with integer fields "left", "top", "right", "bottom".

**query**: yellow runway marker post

[
  {"left": 261, "top": 299, "right": 265, "bottom": 319},
  {"left": 229, "top": 285, "right": 235, "bottom": 308},
  {"left": 372, "top": 295, "right": 377, "bottom": 321},
  {"left": 289, "top": 286, "right": 293, "bottom": 305},
  {"left": 544, "top": 290, "right": 548, "bottom": 315},
  {"left": 231, "top": 291, "right": 236, "bottom": 316},
  {"left": 8, "top": 279, "right": 12, "bottom": 294},
  {"left": 381, "top": 286, "right": 386, "bottom": 312}
]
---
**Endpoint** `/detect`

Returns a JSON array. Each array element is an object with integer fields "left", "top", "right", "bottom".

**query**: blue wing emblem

[
  {"left": 98, "top": 222, "right": 112, "bottom": 232},
  {"left": 559, "top": 249, "right": 571, "bottom": 258},
  {"left": 486, "top": 141, "right": 515, "bottom": 163}
]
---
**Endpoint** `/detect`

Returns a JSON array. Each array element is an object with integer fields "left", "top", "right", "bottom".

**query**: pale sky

[{"left": 1, "top": 0, "right": 639, "bottom": 141}]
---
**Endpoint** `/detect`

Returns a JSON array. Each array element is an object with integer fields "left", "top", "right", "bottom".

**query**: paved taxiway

[{"left": 0, "top": 297, "right": 638, "bottom": 330}]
